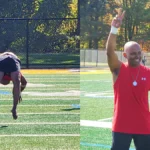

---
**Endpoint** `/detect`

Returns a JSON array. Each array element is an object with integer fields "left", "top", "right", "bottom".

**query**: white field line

[
  {"left": 0, "top": 134, "right": 80, "bottom": 137},
  {"left": 80, "top": 80, "right": 111, "bottom": 82},
  {"left": 24, "top": 89, "right": 79, "bottom": 90},
  {"left": 83, "top": 90, "right": 114, "bottom": 98},
  {"left": 1, "top": 83, "right": 79, "bottom": 89},
  {"left": 27, "top": 80, "right": 79, "bottom": 81},
  {"left": 23, "top": 91, "right": 80, "bottom": 96},
  {"left": 26, "top": 82, "right": 79, "bottom": 83},
  {"left": 1, "top": 105, "right": 72, "bottom": 107},
  {"left": 26, "top": 78, "right": 79, "bottom": 80},
  {"left": 29, "top": 80, "right": 79, "bottom": 82},
  {"left": 0, "top": 98, "right": 79, "bottom": 100},
  {"left": 98, "top": 117, "right": 112, "bottom": 121},
  {"left": 0, "top": 112, "right": 80, "bottom": 115},
  {"left": 0, "top": 122, "right": 79, "bottom": 125},
  {"left": 80, "top": 120, "right": 112, "bottom": 129},
  {"left": 83, "top": 90, "right": 113, "bottom": 95}
]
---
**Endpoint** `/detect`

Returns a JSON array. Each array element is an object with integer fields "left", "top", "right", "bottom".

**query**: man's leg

[
  {"left": 133, "top": 134, "right": 150, "bottom": 150},
  {"left": 11, "top": 71, "right": 21, "bottom": 119},
  {"left": 0, "top": 72, "right": 4, "bottom": 83},
  {"left": 111, "top": 132, "right": 132, "bottom": 150}
]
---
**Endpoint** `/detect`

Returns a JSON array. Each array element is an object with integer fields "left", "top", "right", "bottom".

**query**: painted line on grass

[
  {"left": 80, "top": 80, "right": 111, "bottom": 82},
  {"left": 2, "top": 98, "right": 79, "bottom": 100},
  {"left": 25, "top": 78, "right": 79, "bottom": 80},
  {"left": 80, "top": 70, "right": 110, "bottom": 74},
  {"left": 0, "top": 122, "right": 80, "bottom": 125},
  {"left": 98, "top": 117, "right": 112, "bottom": 121},
  {"left": 83, "top": 91, "right": 114, "bottom": 98},
  {"left": 1, "top": 105, "right": 72, "bottom": 107},
  {"left": 23, "top": 91, "right": 80, "bottom": 96},
  {"left": 84, "top": 95, "right": 114, "bottom": 98},
  {"left": 80, "top": 142, "right": 135, "bottom": 150},
  {"left": 0, "top": 112, "right": 80, "bottom": 115},
  {"left": 0, "top": 134, "right": 80, "bottom": 137},
  {"left": 81, "top": 120, "right": 111, "bottom": 128}
]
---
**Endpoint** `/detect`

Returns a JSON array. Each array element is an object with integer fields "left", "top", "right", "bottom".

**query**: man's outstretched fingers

[
  {"left": 121, "top": 11, "right": 125, "bottom": 19},
  {"left": 117, "top": 8, "right": 125, "bottom": 20}
]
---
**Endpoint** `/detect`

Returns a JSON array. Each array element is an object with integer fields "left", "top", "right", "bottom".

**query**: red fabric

[
  {"left": 3, "top": 75, "right": 11, "bottom": 81},
  {"left": 113, "top": 62, "right": 150, "bottom": 134},
  {"left": 3, "top": 72, "right": 22, "bottom": 81}
]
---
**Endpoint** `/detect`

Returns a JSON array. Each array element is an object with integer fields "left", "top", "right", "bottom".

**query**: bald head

[
  {"left": 123, "top": 41, "right": 142, "bottom": 67},
  {"left": 124, "top": 41, "right": 141, "bottom": 53}
]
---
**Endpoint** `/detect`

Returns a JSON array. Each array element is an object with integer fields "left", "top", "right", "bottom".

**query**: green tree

[
  {"left": 0, "top": 0, "right": 78, "bottom": 53},
  {"left": 122, "top": 0, "right": 150, "bottom": 41},
  {"left": 81, "top": 0, "right": 108, "bottom": 49}
]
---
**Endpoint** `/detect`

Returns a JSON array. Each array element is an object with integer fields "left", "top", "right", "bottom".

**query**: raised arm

[{"left": 106, "top": 9, "right": 125, "bottom": 73}]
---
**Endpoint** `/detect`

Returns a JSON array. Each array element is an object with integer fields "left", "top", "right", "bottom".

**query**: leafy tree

[
  {"left": 0, "top": 0, "right": 78, "bottom": 53},
  {"left": 81, "top": 0, "right": 107, "bottom": 49},
  {"left": 122, "top": 0, "right": 150, "bottom": 42}
]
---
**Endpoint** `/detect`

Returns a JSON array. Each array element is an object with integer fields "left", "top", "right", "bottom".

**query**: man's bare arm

[
  {"left": 20, "top": 75, "right": 27, "bottom": 92},
  {"left": 106, "top": 9, "right": 125, "bottom": 73},
  {"left": 106, "top": 33, "right": 121, "bottom": 72}
]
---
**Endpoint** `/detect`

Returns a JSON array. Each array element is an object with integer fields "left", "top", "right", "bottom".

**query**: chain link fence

[
  {"left": 80, "top": 49, "right": 150, "bottom": 68},
  {"left": 0, "top": 18, "right": 80, "bottom": 69}
]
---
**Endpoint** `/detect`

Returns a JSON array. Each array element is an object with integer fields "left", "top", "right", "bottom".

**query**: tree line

[
  {"left": 81, "top": 0, "right": 150, "bottom": 51},
  {"left": 0, "top": 0, "right": 79, "bottom": 53}
]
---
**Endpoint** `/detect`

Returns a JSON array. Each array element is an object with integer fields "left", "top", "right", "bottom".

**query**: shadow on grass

[
  {"left": 61, "top": 108, "right": 80, "bottom": 111},
  {"left": 0, "top": 125, "right": 8, "bottom": 128}
]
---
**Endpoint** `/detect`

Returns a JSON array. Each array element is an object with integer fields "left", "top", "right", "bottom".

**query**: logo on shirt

[{"left": 141, "top": 77, "right": 146, "bottom": 81}]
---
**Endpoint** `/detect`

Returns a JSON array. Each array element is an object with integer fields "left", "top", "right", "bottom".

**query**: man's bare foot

[{"left": 11, "top": 109, "right": 18, "bottom": 120}]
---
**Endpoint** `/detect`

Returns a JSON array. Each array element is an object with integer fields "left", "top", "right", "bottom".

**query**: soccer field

[
  {"left": 80, "top": 70, "right": 136, "bottom": 150},
  {"left": 0, "top": 69, "right": 80, "bottom": 150}
]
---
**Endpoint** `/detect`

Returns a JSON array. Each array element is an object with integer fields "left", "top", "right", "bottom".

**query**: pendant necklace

[{"left": 130, "top": 66, "right": 140, "bottom": 87}]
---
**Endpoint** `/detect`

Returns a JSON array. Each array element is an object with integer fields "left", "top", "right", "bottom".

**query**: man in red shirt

[
  {"left": 0, "top": 52, "right": 27, "bottom": 120},
  {"left": 106, "top": 9, "right": 150, "bottom": 150}
]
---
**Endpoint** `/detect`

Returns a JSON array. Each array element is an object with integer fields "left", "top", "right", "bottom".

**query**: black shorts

[
  {"left": 111, "top": 132, "right": 150, "bottom": 150},
  {"left": 0, "top": 57, "right": 20, "bottom": 73}
]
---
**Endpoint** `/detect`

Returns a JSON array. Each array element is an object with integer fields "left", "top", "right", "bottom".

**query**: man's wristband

[{"left": 110, "top": 26, "right": 118, "bottom": 35}]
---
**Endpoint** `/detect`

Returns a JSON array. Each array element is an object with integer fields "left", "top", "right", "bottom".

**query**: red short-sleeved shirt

[{"left": 112, "top": 62, "right": 150, "bottom": 134}]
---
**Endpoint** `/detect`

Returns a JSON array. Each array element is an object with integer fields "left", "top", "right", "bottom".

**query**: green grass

[
  {"left": 0, "top": 124, "right": 79, "bottom": 134},
  {"left": 80, "top": 72, "right": 136, "bottom": 150},
  {"left": 0, "top": 137, "right": 79, "bottom": 150},
  {"left": 0, "top": 114, "right": 79, "bottom": 123},
  {"left": 81, "top": 98, "right": 113, "bottom": 120},
  {"left": 0, "top": 106, "right": 80, "bottom": 113},
  {"left": 0, "top": 100, "right": 80, "bottom": 105},
  {"left": 0, "top": 72, "right": 80, "bottom": 150}
]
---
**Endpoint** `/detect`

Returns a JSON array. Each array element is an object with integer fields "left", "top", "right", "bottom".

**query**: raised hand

[{"left": 111, "top": 8, "right": 125, "bottom": 28}]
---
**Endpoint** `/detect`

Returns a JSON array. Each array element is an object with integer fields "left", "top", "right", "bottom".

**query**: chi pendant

[{"left": 133, "top": 81, "right": 137, "bottom": 86}]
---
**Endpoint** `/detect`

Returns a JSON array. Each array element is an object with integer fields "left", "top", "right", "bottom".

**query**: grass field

[
  {"left": 0, "top": 70, "right": 80, "bottom": 150},
  {"left": 80, "top": 70, "right": 136, "bottom": 150}
]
